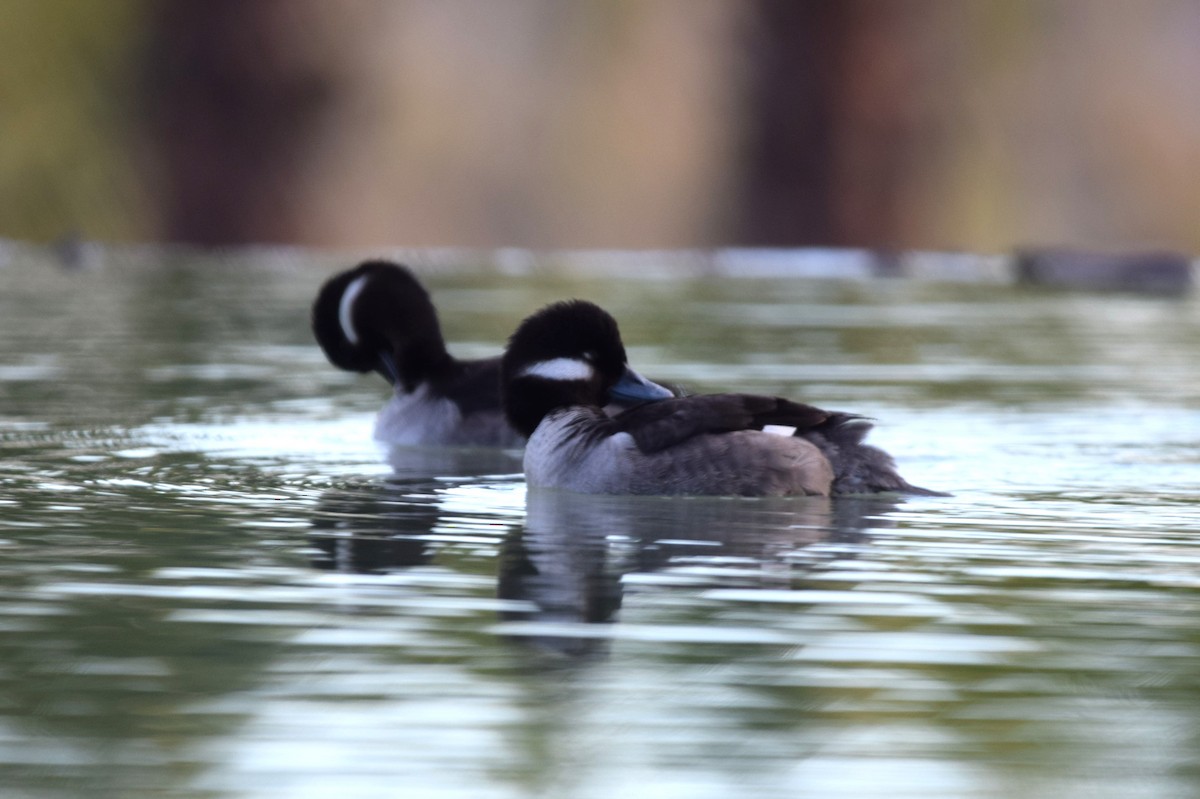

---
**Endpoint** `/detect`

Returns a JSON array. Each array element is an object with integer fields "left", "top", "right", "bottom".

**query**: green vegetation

[{"left": 0, "top": 1, "right": 151, "bottom": 242}]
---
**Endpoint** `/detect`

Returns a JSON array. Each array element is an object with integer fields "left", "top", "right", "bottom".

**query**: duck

[
  {"left": 501, "top": 299, "right": 944, "bottom": 498},
  {"left": 311, "top": 260, "right": 524, "bottom": 447}
]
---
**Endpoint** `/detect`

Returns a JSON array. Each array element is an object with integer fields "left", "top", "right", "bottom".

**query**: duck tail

[{"left": 803, "top": 414, "right": 949, "bottom": 497}]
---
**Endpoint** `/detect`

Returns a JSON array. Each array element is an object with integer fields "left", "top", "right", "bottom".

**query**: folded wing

[{"left": 609, "top": 393, "right": 838, "bottom": 454}]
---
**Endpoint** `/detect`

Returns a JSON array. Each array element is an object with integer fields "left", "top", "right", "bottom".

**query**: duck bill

[
  {"left": 377, "top": 351, "right": 401, "bottom": 385},
  {"left": 609, "top": 364, "right": 674, "bottom": 404}
]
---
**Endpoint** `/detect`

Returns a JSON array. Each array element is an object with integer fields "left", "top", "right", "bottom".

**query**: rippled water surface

[{"left": 2, "top": 248, "right": 1199, "bottom": 799}]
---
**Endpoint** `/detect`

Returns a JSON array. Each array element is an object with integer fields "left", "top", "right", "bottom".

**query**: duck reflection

[
  {"left": 307, "top": 464, "right": 901, "bottom": 657},
  {"left": 309, "top": 446, "right": 523, "bottom": 573},
  {"left": 494, "top": 490, "right": 895, "bottom": 655},
  {"left": 308, "top": 482, "right": 440, "bottom": 574}
]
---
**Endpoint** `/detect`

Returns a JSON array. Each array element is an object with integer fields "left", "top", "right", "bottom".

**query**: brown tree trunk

[
  {"left": 734, "top": 1, "right": 927, "bottom": 248},
  {"left": 143, "top": 0, "right": 349, "bottom": 245}
]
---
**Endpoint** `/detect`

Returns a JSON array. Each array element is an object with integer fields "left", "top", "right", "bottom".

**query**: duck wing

[{"left": 609, "top": 393, "right": 833, "bottom": 454}]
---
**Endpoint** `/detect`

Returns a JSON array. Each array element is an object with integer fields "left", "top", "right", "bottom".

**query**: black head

[
  {"left": 501, "top": 300, "right": 671, "bottom": 437},
  {"left": 311, "top": 260, "right": 451, "bottom": 390}
]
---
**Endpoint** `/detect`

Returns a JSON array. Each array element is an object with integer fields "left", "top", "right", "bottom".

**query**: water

[{"left": 1, "top": 245, "right": 1199, "bottom": 799}]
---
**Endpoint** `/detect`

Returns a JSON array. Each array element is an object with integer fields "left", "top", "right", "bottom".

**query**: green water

[{"left": 1, "top": 246, "right": 1198, "bottom": 798}]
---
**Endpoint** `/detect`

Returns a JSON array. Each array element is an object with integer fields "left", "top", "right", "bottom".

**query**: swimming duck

[
  {"left": 311, "top": 260, "right": 524, "bottom": 446},
  {"left": 501, "top": 300, "right": 943, "bottom": 497}
]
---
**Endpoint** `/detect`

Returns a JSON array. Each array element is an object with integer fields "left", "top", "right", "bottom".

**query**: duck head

[
  {"left": 501, "top": 300, "right": 673, "bottom": 437},
  {"left": 311, "top": 260, "right": 452, "bottom": 391}
]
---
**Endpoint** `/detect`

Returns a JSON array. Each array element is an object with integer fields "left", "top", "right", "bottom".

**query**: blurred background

[{"left": 2, "top": 0, "right": 1199, "bottom": 252}]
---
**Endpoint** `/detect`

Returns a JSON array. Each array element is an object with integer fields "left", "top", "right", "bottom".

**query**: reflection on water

[
  {"left": 311, "top": 477, "right": 898, "bottom": 658},
  {"left": 2, "top": 247, "right": 1200, "bottom": 798},
  {"left": 497, "top": 490, "right": 890, "bottom": 658}
]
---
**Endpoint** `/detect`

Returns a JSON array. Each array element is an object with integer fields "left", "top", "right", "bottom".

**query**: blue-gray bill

[{"left": 609, "top": 365, "right": 675, "bottom": 405}]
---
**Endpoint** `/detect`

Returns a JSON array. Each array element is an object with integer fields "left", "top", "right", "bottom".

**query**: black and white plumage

[
  {"left": 312, "top": 260, "right": 523, "bottom": 447},
  {"left": 502, "top": 300, "right": 944, "bottom": 498}
]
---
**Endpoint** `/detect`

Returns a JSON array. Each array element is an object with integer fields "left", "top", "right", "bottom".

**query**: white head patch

[
  {"left": 338, "top": 274, "right": 369, "bottom": 345},
  {"left": 519, "top": 357, "right": 595, "bottom": 382}
]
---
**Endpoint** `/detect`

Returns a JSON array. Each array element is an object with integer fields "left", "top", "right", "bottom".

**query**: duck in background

[
  {"left": 312, "top": 260, "right": 525, "bottom": 446},
  {"left": 502, "top": 299, "right": 945, "bottom": 498},
  {"left": 312, "top": 260, "right": 677, "bottom": 448}
]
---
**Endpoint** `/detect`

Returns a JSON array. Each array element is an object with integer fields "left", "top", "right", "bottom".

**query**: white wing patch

[
  {"left": 338, "top": 274, "right": 369, "bottom": 345},
  {"left": 762, "top": 424, "right": 797, "bottom": 437},
  {"left": 520, "top": 357, "right": 595, "bottom": 382}
]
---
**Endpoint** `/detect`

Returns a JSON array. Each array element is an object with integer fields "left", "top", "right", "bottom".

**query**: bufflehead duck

[
  {"left": 312, "top": 260, "right": 523, "bottom": 446},
  {"left": 501, "top": 300, "right": 943, "bottom": 497}
]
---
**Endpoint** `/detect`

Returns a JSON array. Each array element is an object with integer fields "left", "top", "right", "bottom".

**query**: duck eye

[{"left": 582, "top": 350, "right": 597, "bottom": 362}]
